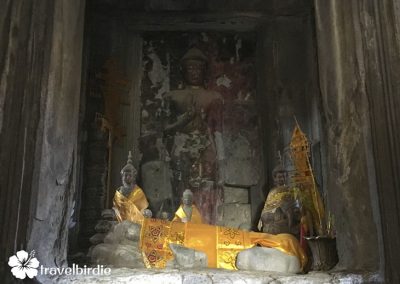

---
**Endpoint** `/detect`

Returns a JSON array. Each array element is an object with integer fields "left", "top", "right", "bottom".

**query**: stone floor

[{"left": 49, "top": 268, "right": 381, "bottom": 284}]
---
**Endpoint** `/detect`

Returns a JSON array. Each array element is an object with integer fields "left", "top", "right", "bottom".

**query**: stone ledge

[{"left": 51, "top": 268, "right": 381, "bottom": 284}]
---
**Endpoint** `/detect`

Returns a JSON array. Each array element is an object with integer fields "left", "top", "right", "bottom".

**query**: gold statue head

[
  {"left": 182, "top": 189, "right": 194, "bottom": 206},
  {"left": 120, "top": 151, "right": 137, "bottom": 187},
  {"left": 181, "top": 47, "right": 208, "bottom": 87}
]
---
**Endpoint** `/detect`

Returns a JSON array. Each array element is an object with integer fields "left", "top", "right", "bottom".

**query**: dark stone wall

[
  {"left": 89, "top": 0, "right": 312, "bottom": 15},
  {"left": 76, "top": 17, "right": 111, "bottom": 253},
  {"left": 256, "top": 14, "right": 323, "bottom": 201},
  {"left": 76, "top": 17, "right": 145, "bottom": 251},
  {"left": 0, "top": 0, "right": 85, "bottom": 281},
  {"left": 0, "top": 0, "right": 53, "bottom": 278},
  {"left": 364, "top": 1, "right": 400, "bottom": 281}
]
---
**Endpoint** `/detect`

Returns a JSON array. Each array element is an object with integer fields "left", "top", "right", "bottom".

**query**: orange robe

[
  {"left": 172, "top": 204, "right": 203, "bottom": 224},
  {"left": 113, "top": 185, "right": 149, "bottom": 223},
  {"left": 140, "top": 218, "right": 307, "bottom": 271}
]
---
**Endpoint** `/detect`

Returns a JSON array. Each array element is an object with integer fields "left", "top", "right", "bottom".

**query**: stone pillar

[
  {"left": 314, "top": 0, "right": 387, "bottom": 274},
  {"left": 0, "top": 0, "right": 85, "bottom": 281},
  {"left": 363, "top": 1, "right": 400, "bottom": 281},
  {"left": 315, "top": 0, "right": 400, "bottom": 281}
]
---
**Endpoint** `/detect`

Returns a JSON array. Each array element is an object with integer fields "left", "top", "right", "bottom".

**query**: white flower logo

[{"left": 8, "top": 250, "right": 39, "bottom": 279}]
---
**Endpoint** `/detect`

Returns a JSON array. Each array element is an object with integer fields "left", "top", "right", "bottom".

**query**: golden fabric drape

[
  {"left": 140, "top": 218, "right": 307, "bottom": 271},
  {"left": 257, "top": 185, "right": 296, "bottom": 230},
  {"left": 113, "top": 185, "right": 149, "bottom": 223},
  {"left": 172, "top": 205, "right": 203, "bottom": 224},
  {"left": 262, "top": 186, "right": 295, "bottom": 212}
]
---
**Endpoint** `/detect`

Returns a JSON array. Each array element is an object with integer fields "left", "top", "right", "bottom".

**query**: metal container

[{"left": 304, "top": 236, "right": 338, "bottom": 271}]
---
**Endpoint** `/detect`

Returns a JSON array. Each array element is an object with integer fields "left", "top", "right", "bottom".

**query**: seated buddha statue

[
  {"left": 258, "top": 164, "right": 300, "bottom": 236},
  {"left": 113, "top": 151, "right": 150, "bottom": 223},
  {"left": 172, "top": 189, "right": 203, "bottom": 224}
]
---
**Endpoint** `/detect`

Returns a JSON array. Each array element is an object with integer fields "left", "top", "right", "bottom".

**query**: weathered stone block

[
  {"left": 236, "top": 246, "right": 301, "bottom": 273},
  {"left": 102, "top": 209, "right": 116, "bottom": 220},
  {"left": 104, "top": 221, "right": 141, "bottom": 244},
  {"left": 223, "top": 186, "right": 249, "bottom": 204},
  {"left": 91, "top": 221, "right": 145, "bottom": 269},
  {"left": 141, "top": 161, "right": 173, "bottom": 213},
  {"left": 223, "top": 134, "right": 260, "bottom": 187},
  {"left": 89, "top": 233, "right": 106, "bottom": 245},
  {"left": 91, "top": 243, "right": 145, "bottom": 269},
  {"left": 218, "top": 204, "right": 251, "bottom": 229},
  {"left": 95, "top": 220, "right": 115, "bottom": 233},
  {"left": 167, "top": 244, "right": 208, "bottom": 269}
]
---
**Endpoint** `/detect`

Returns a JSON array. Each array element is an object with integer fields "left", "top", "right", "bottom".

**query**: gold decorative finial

[
  {"left": 120, "top": 150, "right": 137, "bottom": 175},
  {"left": 290, "top": 120, "right": 325, "bottom": 236}
]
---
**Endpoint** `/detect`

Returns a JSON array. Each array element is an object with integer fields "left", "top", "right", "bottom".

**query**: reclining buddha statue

[
  {"left": 140, "top": 218, "right": 307, "bottom": 271},
  {"left": 105, "top": 152, "right": 307, "bottom": 273}
]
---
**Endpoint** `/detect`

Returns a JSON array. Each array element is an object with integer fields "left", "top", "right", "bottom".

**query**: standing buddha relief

[
  {"left": 162, "top": 47, "right": 224, "bottom": 224},
  {"left": 139, "top": 33, "right": 260, "bottom": 225}
]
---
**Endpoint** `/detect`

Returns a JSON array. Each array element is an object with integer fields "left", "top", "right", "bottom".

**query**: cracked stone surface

[
  {"left": 167, "top": 244, "right": 208, "bottom": 269},
  {"left": 223, "top": 186, "right": 249, "bottom": 204},
  {"left": 236, "top": 247, "right": 300, "bottom": 273},
  {"left": 218, "top": 203, "right": 251, "bottom": 229},
  {"left": 52, "top": 268, "right": 380, "bottom": 284}
]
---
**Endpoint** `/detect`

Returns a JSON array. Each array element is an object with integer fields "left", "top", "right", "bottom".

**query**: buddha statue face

[
  {"left": 182, "top": 191, "right": 193, "bottom": 206},
  {"left": 143, "top": 208, "right": 153, "bottom": 218},
  {"left": 122, "top": 169, "right": 137, "bottom": 188},
  {"left": 161, "top": 211, "right": 169, "bottom": 220},
  {"left": 273, "top": 171, "right": 287, "bottom": 187},
  {"left": 182, "top": 59, "right": 206, "bottom": 87}
]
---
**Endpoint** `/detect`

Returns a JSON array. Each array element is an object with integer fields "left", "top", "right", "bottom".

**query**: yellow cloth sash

[
  {"left": 113, "top": 185, "right": 149, "bottom": 223},
  {"left": 140, "top": 218, "right": 307, "bottom": 271},
  {"left": 172, "top": 204, "right": 203, "bottom": 224}
]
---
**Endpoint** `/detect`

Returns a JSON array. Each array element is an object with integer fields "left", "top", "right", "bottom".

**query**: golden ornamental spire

[{"left": 290, "top": 120, "right": 326, "bottom": 236}]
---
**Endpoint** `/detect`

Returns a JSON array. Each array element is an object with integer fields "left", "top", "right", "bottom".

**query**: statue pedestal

[{"left": 304, "top": 236, "right": 338, "bottom": 271}]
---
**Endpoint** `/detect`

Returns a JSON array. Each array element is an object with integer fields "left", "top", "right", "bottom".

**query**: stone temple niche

[
  {"left": 4, "top": 0, "right": 400, "bottom": 282},
  {"left": 76, "top": 10, "right": 327, "bottom": 261},
  {"left": 69, "top": 0, "right": 382, "bottom": 279}
]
